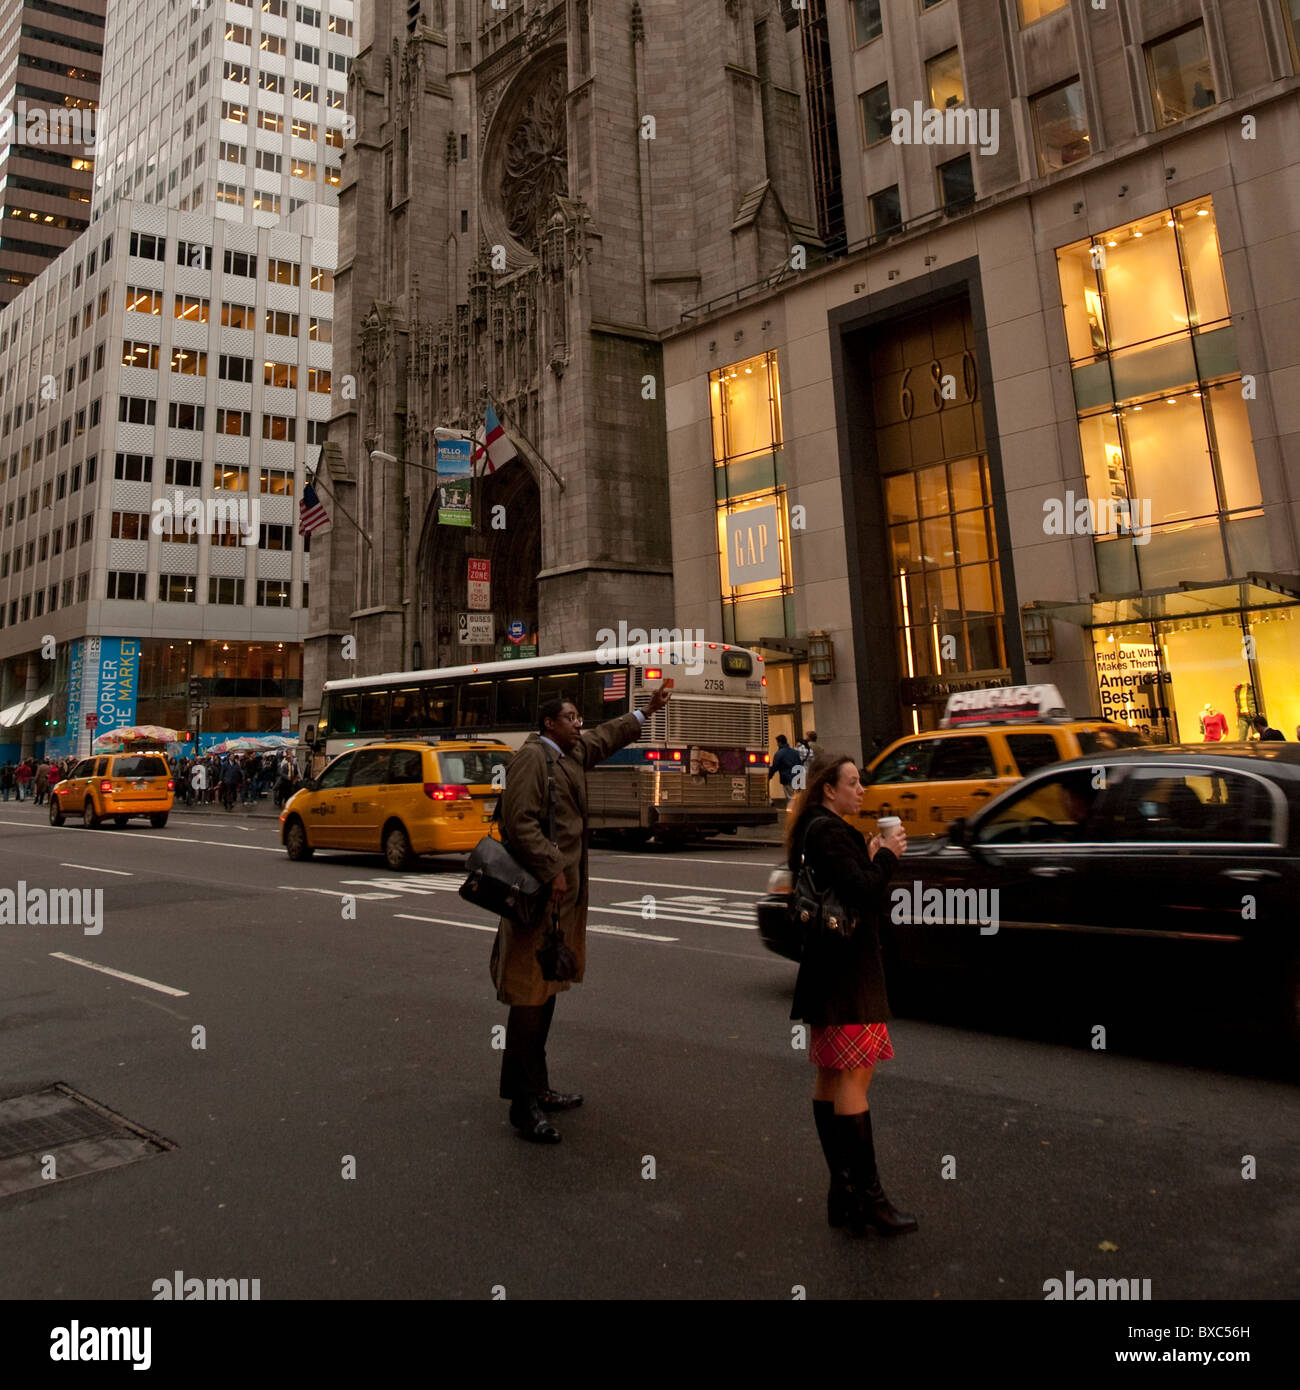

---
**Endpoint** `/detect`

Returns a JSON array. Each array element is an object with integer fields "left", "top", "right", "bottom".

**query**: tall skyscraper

[
  {"left": 0, "top": 0, "right": 106, "bottom": 306},
  {"left": 0, "top": 0, "right": 354, "bottom": 761}
]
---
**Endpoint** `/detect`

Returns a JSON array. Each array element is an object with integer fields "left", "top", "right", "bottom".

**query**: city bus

[{"left": 310, "top": 640, "right": 776, "bottom": 843}]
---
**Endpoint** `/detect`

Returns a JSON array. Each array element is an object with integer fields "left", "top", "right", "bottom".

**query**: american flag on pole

[
  {"left": 602, "top": 671, "right": 628, "bottom": 703},
  {"left": 298, "top": 481, "right": 330, "bottom": 535},
  {"left": 472, "top": 403, "right": 520, "bottom": 477}
]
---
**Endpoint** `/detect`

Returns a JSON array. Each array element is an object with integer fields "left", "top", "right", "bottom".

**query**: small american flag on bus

[{"left": 603, "top": 671, "right": 627, "bottom": 702}]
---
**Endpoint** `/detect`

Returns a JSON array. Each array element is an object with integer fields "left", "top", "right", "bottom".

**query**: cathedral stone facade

[{"left": 304, "top": 0, "right": 818, "bottom": 709}]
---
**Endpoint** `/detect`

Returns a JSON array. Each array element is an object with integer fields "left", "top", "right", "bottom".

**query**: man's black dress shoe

[
  {"left": 537, "top": 1089, "right": 583, "bottom": 1113},
  {"left": 509, "top": 1098, "right": 561, "bottom": 1143}
]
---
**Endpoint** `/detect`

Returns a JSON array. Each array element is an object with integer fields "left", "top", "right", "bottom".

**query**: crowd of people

[{"left": 0, "top": 750, "right": 304, "bottom": 809}]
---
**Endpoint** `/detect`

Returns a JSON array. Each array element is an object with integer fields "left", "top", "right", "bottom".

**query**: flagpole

[{"left": 303, "top": 468, "right": 371, "bottom": 551}]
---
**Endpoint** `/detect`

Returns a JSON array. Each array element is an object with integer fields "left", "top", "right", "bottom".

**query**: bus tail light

[
  {"left": 645, "top": 668, "right": 661, "bottom": 679},
  {"left": 671, "top": 750, "right": 681, "bottom": 761},
  {"left": 748, "top": 753, "right": 757, "bottom": 763},
  {"left": 424, "top": 783, "right": 471, "bottom": 801},
  {"left": 646, "top": 750, "right": 661, "bottom": 760},
  {"left": 761, "top": 676, "right": 767, "bottom": 686}
]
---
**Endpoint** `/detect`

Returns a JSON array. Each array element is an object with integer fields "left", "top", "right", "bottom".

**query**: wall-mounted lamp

[
  {"left": 924, "top": 255, "right": 937, "bottom": 266},
  {"left": 854, "top": 282, "right": 866, "bottom": 294},
  {"left": 708, "top": 340, "right": 716, "bottom": 352},
  {"left": 1165, "top": 167, "right": 1176, "bottom": 181},
  {"left": 887, "top": 269, "right": 900, "bottom": 280},
  {"left": 1021, "top": 609, "right": 1056, "bottom": 664},
  {"left": 761, "top": 319, "right": 771, "bottom": 331},
  {"left": 808, "top": 629, "right": 836, "bottom": 684},
  {"left": 412, "top": 641, "right": 424, "bottom": 671},
  {"left": 1072, "top": 201, "right": 1084, "bottom": 214},
  {"left": 1117, "top": 184, "right": 1129, "bottom": 197}
]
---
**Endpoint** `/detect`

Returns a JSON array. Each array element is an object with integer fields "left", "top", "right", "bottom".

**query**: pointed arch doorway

[{"left": 416, "top": 463, "right": 541, "bottom": 670}]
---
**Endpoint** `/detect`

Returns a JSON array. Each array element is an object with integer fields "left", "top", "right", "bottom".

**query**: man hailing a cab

[{"left": 492, "top": 679, "right": 673, "bottom": 1143}]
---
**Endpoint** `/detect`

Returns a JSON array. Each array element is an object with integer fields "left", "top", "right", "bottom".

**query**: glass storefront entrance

[{"left": 1091, "top": 605, "right": 1300, "bottom": 743}]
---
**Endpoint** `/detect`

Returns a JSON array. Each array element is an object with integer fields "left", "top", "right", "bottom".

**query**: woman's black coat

[{"left": 788, "top": 805, "right": 898, "bottom": 1026}]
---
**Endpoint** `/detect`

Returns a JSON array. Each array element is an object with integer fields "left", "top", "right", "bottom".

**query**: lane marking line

[
  {"left": 49, "top": 952, "right": 189, "bottom": 997},
  {"left": 392, "top": 913, "right": 677, "bottom": 943},
  {"left": 59, "top": 863, "right": 133, "bottom": 876},
  {"left": 596, "top": 904, "right": 757, "bottom": 930},
  {"left": 393, "top": 913, "right": 499, "bottom": 934},
  {"left": 278, "top": 885, "right": 401, "bottom": 900},
  {"left": 1, "top": 817, "right": 284, "bottom": 856},
  {"left": 588, "top": 876, "right": 763, "bottom": 896}
]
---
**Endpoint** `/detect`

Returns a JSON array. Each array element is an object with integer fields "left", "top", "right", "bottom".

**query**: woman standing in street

[{"left": 786, "top": 755, "right": 917, "bottom": 1238}]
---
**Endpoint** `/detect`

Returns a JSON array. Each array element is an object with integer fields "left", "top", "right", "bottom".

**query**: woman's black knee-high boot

[
  {"left": 836, "top": 1110, "right": 918, "bottom": 1237},
  {"left": 813, "top": 1100, "right": 852, "bottom": 1227}
]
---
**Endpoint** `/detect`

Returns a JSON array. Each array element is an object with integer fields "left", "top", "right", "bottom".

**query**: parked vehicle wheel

[
  {"left": 150, "top": 812, "right": 169, "bottom": 828},
  {"left": 383, "top": 821, "right": 415, "bottom": 871},
  {"left": 83, "top": 798, "right": 102, "bottom": 828},
  {"left": 284, "top": 817, "right": 313, "bottom": 860},
  {"left": 48, "top": 797, "right": 65, "bottom": 826},
  {"left": 114, "top": 816, "right": 130, "bottom": 827}
]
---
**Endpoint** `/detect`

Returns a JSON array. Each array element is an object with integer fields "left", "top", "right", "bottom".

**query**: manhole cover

[{"left": 0, "top": 1085, "right": 174, "bottom": 1197}]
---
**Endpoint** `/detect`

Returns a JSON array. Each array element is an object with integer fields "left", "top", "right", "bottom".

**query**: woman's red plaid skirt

[{"left": 809, "top": 1022, "right": 894, "bottom": 1070}]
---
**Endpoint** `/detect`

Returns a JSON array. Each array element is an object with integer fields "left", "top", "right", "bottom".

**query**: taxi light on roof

[
  {"left": 645, "top": 668, "right": 662, "bottom": 679},
  {"left": 941, "top": 684, "right": 1068, "bottom": 728}
]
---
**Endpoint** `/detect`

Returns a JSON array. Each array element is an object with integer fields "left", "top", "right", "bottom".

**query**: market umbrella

[
  {"left": 207, "top": 737, "right": 259, "bottom": 755},
  {"left": 93, "top": 725, "right": 179, "bottom": 749},
  {"left": 256, "top": 735, "right": 298, "bottom": 749}
]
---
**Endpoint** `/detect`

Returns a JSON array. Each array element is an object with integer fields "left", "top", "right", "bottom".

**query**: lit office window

[
  {"left": 1031, "top": 79, "right": 1090, "bottom": 174},
  {"left": 1146, "top": 24, "right": 1216, "bottom": 128}
]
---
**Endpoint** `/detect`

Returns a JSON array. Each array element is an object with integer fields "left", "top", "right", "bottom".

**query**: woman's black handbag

[
  {"left": 789, "top": 819, "right": 855, "bottom": 954},
  {"left": 458, "top": 761, "right": 556, "bottom": 929}
]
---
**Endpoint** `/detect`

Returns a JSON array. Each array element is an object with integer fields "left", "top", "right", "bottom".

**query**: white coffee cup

[{"left": 876, "top": 815, "right": 903, "bottom": 838}]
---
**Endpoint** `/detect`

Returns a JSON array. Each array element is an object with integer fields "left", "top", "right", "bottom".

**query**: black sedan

[{"left": 758, "top": 745, "right": 1300, "bottom": 1046}]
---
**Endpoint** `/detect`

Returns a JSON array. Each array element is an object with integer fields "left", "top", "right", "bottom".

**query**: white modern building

[{"left": 0, "top": 0, "right": 353, "bottom": 761}]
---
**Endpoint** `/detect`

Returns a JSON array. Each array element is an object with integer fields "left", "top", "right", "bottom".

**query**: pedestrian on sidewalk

[
  {"left": 492, "top": 681, "right": 673, "bottom": 1143},
  {"left": 1, "top": 763, "right": 13, "bottom": 801},
  {"left": 15, "top": 759, "right": 32, "bottom": 800},
  {"left": 786, "top": 754, "right": 917, "bottom": 1238},
  {"left": 769, "top": 734, "right": 802, "bottom": 806},
  {"left": 34, "top": 759, "right": 52, "bottom": 805}
]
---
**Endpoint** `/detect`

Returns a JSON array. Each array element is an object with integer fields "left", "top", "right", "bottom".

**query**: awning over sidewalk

[
  {"left": 0, "top": 694, "right": 50, "bottom": 729},
  {"left": 1023, "top": 573, "right": 1300, "bottom": 628}
]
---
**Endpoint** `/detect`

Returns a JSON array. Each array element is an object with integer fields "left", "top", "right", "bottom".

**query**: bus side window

[
  {"left": 538, "top": 671, "right": 580, "bottom": 708},
  {"left": 583, "top": 668, "right": 625, "bottom": 714},
  {"left": 331, "top": 692, "right": 360, "bottom": 735},
  {"left": 390, "top": 687, "right": 426, "bottom": 730},
  {"left": 459, "top": 681, "right": 494, "bottom": 727},
  {"left": 497, "top": 676, "right": 537, "bottom": 727},
  {"left": 359, "top": 690, "right": 390, "bottom": 734},
  {"left": 426, "top": 684, "right": 455, "bottom": 728}
]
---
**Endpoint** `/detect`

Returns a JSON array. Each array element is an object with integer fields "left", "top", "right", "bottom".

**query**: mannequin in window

[
  {"left": 1233, "top": 682, "right": 1259, "bottom": 741},
  {"left": 1200, "top": 702, "right": 1229, "bottom": 742}
]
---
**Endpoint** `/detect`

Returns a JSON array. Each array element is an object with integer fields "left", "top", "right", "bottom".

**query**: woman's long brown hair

[{"left": 783, "top": 754, "right": 857, "bottom": 857}]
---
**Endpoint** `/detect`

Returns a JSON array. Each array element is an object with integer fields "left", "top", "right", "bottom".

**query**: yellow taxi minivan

[
  {"left": 50, "top": 752, "right": 175, "bottom": 828},
  {"left": 280, "top": 739, "right": 513, "bottom": 868},
  {"left": 848, "top": 685, "right": 1149, "bottom": 839}
]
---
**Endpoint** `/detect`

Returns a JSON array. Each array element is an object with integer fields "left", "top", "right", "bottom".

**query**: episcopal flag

[
  {"left": 602, "top": 671, "right": 628, "bottom": 703},
  {"left": 298, "top": 482, "right": 330, "bottom": 535},
  {"left": 472, "top": 403, "right": 520, "bottom": 477}
]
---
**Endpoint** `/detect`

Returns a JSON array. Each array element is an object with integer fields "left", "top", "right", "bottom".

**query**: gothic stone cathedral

[{"left": 304, "top": 0, "right": 817, "bottom": 706}]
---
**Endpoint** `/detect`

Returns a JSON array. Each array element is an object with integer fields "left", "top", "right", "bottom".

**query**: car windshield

[
  {"left": 113, "top": 756, "right": 169, "bottom": 778},
  {"left": 439, "top": 750, "right": 512, "bottom": 786}
]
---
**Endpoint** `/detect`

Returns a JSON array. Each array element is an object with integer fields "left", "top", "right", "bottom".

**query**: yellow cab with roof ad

[
  {"left": 280, "top": 738, "right": 513, "bottom": 870},
  {"left": 847, "top": 685, "right": 1151, "bottom": 840},
  {"left": 49, "top": 752, "right": 175, "bottom": 828}
]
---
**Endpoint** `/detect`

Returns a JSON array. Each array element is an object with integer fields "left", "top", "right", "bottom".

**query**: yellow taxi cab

[
  {"left": 49, "top": 751, "right": 174, "bottom": 829},
  {"left": 847, "top": 684, "right": 1150, "bottom": 840},
  {"left": 280, "top": 739, "right": 513, "bottom": 869}
]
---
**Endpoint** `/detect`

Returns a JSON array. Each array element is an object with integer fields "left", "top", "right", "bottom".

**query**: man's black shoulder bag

[{"left": 458, "top": 755, "right": 555, "bottom": 929}]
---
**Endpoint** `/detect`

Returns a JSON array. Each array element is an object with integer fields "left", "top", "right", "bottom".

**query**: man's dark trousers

[{"left": 499, "top": 995, "right": 557, "bottom": 1099}]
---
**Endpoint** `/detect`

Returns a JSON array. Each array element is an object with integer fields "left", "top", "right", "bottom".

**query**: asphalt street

[{"left": 0, "top": 798, "right": 1296, "bottom": 1302}]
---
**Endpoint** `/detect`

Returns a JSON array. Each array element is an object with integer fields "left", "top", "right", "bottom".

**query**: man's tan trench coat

[{"left": 490, "top": 711, "right": 644, "bottom": 1005}]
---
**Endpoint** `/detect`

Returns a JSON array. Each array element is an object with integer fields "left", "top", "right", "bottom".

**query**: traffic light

[{"left": 189, "top": 675, "right": 202, "bottom": 701}]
